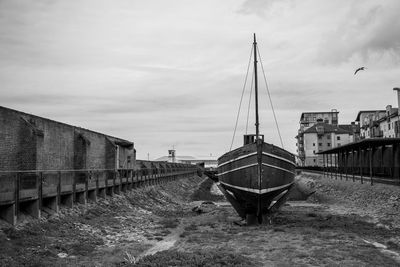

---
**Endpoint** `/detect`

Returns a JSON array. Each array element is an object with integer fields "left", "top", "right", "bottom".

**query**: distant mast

[{"left": 253, "top": 33, "right": 260, "bottom": 140}]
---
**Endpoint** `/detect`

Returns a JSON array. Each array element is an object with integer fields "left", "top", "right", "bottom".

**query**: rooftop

[
  {"left": 300, "top": 111, "right": 338, "bottom": 120},
  {"left": 303, "top": 122, "right": 353, "bottom": 135},
  {"left": 355, "top": 110, "right": 386, "bottom": 121},
  {"left": 317, "top": 138, "right": 400, "bottom": 154}
]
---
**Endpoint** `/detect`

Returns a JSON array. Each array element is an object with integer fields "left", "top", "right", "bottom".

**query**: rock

[
  {"left": 288, "top": 176, "right": 316, "bottom": 201},
  {"left": 191, "top": 201, "right": 216, "bottom": 214},
  {"left": 57, "top": 252, "right": 68, "bottom": 258}
]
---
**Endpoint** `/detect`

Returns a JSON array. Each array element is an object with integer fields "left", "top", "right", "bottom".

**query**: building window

[
  {"left": 337, "top": 143, "right": 341, "bottom": 146},
  {"left": 313, "top": 143, "right": 315, "bottom": 146},
  {"left": 319, "top": 143, "right": 322, "bottom": 146},
  {"left": 313, "top": 150, "right": 316, "bottom": 154},
  {"left": 327, "top": 143, "right": 331, "bottom": 147},
  {"left": 327, "top": 135, "right": 331, "bottom": 139},
  {"left": 313, "top": 159, "right": 316, "bottom": 162},
  {"left": 337, "top": 136, "right": 341, "bottom": 140},
  {"left": 389, "top": 123, "right": 391, "bottom": 130}
]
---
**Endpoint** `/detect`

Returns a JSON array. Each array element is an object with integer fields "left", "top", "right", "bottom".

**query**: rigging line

[
  {"left": 257, "top": 46, "right": 284, "bottom": 149},
  {"left": 245, "top": 67, "right": 254, "bottom": 134},
  {"left": 229, "top": 46, "right": 254, "bottom": 151}
]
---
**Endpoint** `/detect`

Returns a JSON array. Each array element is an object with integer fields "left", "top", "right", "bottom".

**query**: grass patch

[
  {"left": 184, "top": 224, "right": 198, "bottom": 231},
  {"left": 158, "top": 218, "right": 179, "bottom": 229},
  {"left": 191, "top": 178, "right": 224, "bottom": 202},
  {"left": 126, "top": 249, "right": 259, "bottom": 266}
]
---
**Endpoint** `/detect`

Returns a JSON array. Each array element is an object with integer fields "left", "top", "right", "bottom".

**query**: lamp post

[{"left": 394, "top": 88, "right": 400, "bottom": 137}]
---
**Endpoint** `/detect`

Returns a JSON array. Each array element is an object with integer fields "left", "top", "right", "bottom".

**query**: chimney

[{"left": 394, "top": 87, "right": 400, "bottom": 109}]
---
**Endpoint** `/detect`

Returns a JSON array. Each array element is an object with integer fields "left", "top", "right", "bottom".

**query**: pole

[
  {"left": 394, "top": 88, "right": 400, "bottom": 138},
  {"left": 253, "top": 33, "right": 260, "bottom": 139},
  {"left": 253, "top": 33, "right": 262, "bottom": 223}
]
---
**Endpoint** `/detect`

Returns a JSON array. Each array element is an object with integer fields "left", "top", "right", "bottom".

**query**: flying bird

[{"left": 354, "top": 67, "right": 366, "bottom": 75}]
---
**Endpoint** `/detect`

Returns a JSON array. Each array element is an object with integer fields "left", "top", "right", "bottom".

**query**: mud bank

[{"left": 1, "top": 173, "right": 400, "bottom": 266}]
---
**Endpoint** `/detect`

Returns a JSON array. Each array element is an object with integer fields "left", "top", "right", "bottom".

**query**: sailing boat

[{"left": 217, "top": 34, "right": 296, "bottom": 224}]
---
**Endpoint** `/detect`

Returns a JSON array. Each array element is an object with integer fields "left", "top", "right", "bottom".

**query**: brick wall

[
  {"left": 76, "top": 130, "right": 107, "bottom": 170},
  {"left": 0, "top": 106, "right": 134, "bottom": 171},
  {"left": 22, "top": 115, "right": 75, "bottom": 171},
  {"left": 105, "top": 138, "right": 116, "bottom": 170},
  {"left": 0, "top": 107, "right": 22, "bottom": 171}
]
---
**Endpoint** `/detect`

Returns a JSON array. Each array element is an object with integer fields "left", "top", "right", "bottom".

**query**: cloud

[
  {"left": 1, "top": 0, "right": 400, "bottom": 160},
  {"left": 318, "top": 0, "right": 400, "bottom": 65},
  {"left": 237, "top": 0, "right": 293, "bottom": 17}
]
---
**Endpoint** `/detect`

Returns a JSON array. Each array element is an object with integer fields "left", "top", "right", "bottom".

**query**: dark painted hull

[{"left": 217, "top": 141, "right": 295, "bottom": 219}]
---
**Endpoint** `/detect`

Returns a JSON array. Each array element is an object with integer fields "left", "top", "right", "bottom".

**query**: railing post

[
  {"left": 72, "top": 171, "right": 77, "bottom": 202},
  {"left": 369, "top": 144, "right": 373, "bottom": 186},
  {"left": 360, "top": 147, "right": 363, "bottom": 184},
  {"left": 95, "top": 171, "right": 99, "bottom": 193},
  {"left": 119, "top": 169, "right": 122, "bottom": 187},
  {"left": 15, "top": 173, "right": 20, "bottom": 219},
  {"left": 352, "top": 149, "right": 355, "bottom": 182},
  {"left": 39, "top": 172, "right": 43, "bottom": 210},
  {"left": 57, "top": 171, "right": 61, "bottom": 206},
  {"left": 335, "top": 153, "right": 338, "bottom": 180},
  {"left": 85, "top": 171, "right": 89, "bottom": 197}
]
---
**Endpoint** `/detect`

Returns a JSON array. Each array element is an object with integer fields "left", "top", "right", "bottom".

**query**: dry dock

[{"left": 1, "top": 172, "right": 400, "bottom": 266}]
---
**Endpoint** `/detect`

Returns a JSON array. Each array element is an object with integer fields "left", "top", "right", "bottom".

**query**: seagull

[{"left": 354, "top": 67, "right": 366, "bottom": 75}]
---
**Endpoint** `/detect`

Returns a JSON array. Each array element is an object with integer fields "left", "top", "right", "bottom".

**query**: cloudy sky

[{"left": 1, "top": 0, "right": 399, "bottom": 160}]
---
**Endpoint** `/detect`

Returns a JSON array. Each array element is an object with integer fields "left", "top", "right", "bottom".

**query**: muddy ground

[{"left": 1, "top": 172, "right": 400, "bottom": 266}]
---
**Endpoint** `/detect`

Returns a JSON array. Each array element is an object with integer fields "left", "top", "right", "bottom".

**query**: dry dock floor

[{"left": 1, "top": 173, "right": 400, "bottom": 266}]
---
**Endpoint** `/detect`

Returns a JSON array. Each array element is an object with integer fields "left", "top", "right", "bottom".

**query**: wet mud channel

[{"left": 1, "top": 173, "right": 400, "bottom": 266}]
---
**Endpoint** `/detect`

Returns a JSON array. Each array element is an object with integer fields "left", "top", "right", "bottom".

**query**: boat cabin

[{"left": 243, "top": 134, "right": 264, "bottom": 145}]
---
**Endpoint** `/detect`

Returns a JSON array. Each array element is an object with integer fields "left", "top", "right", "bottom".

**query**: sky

[{"left": 1, "top": 0, "right": 399, "bottom": 160}]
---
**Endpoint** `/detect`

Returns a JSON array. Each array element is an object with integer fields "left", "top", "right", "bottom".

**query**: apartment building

[
  {"left": 355, "top": 110, "right": 386, "bottom": 139},
  {"left": 296, "top": 110, "right": 339, "bottom": 166},
  {"left": 378, "top": 105, "right": 399, "bottom": 138},
  {"left": 355, "top": 89, "right": 400, "bottom": 139},
  {"left": 302, "top": 121, "right": 354, "bottom": 166}
]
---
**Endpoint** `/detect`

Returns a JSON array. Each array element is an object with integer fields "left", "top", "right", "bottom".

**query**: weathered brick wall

[
  {"left": 117, "top": 146, "right": 134, "bottom": 169},
  {"left": 0, "top": 106, "right": 134, "bottom": 172},
  {"left": 0, "top": 107, "right": 22, "bottom": 171},
  {"left": 74, "top": 132, "right": 87, "bottom": 170},
  {"left": 23, "top": 115, "right": 75, "bottom": 171},
  {"left": 76, "top": 130, "right": 107, "bottom": 170},
  {"left": 18, "top": 118, "right": 38, "bottom": 171},
  {"left": 105, "top": 138, "right": 116, "bottom": 170},
  {"left": 0, "top": 107, "right": 37, "bottom": 171}
]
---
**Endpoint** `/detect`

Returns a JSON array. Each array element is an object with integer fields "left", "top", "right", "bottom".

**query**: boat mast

[
  {"left": 253, "top": 33, "right": 260, "bottom": 140},
  {"left": 254, "top": 34, "right": 262, "bottom": 222}
]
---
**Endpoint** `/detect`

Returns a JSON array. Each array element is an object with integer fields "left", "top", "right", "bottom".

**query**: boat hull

[{"left": 217, "top": 141, "right": 295, "bottom": 221}]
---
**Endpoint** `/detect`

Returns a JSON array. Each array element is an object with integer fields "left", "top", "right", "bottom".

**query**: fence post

[
  {"left": 57, "top": 171, "right": 61, "bottom": 206},
  {"left": 369, "top": 145, "right": 373, "bottom": 186},
  {"left": 39, "top": 172, "right": 43, "bottom": 210},
  {"left": 15, "top": 173, "right": 20, "bottom": 219}
]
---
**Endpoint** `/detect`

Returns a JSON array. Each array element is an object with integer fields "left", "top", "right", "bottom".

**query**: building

[
  {"left": 355, "top": 89, "right": 400, "bottom": 139},
  {"left": 355, "top": 110, "right": 386, "bottom": 139},
  {"left": 301, "top": 121, "right": 355, "bottom": 166},
  {"left": 0, "top": 106, "right": 135, "bottom": 172},
  {"left": 378, "top": 105, "right": 399, "bottom": 138},
  {"left": 296, "top": 110, "right": 339, "bottom": 166},
  {"left": 154, "top": 150, "right": 217, "bottom": 168}
]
